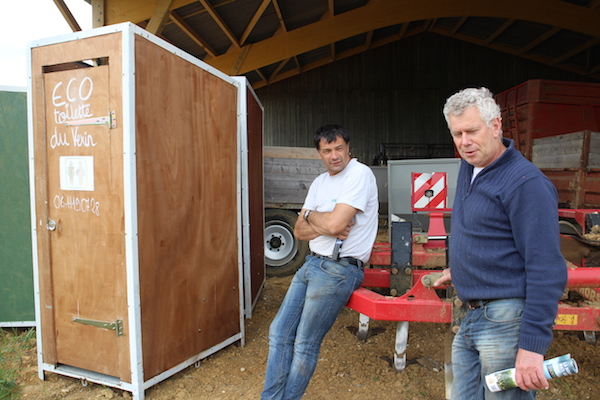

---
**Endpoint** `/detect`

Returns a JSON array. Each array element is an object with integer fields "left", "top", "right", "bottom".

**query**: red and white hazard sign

[{"left": 411, "top": 172, "right": 449, "bottom": 212}]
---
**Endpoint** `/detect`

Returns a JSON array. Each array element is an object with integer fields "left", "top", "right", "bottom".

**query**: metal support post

[{"left": 390, "top": 221, "right": 412, "bottom": 296}]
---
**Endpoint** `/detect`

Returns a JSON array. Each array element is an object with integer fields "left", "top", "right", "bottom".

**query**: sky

[{"left": 0, "top": 0, "right": 92, "bottom": 88}]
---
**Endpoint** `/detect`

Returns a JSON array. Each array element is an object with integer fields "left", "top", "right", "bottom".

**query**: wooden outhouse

[{"left": 28, "top": 23, "right": 264, "bottom": 399}]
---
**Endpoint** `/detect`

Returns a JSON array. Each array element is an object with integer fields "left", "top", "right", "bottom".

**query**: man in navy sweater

[{"left": 434, "top": 87, "right": 567, "bottom": 399}]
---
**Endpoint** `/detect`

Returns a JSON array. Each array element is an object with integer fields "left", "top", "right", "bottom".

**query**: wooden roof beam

[
  {"left": 252, "top": 26, "right": 425, "bottom": 89},
  {"left": 430, "top": 25, "right": 600, "bottom": 79},
  {"left": 293, "top": 56, "right": 301, "bottom": 72},
  {"left": 207, "top": 0, "right": 600, "bottom": 75},
  {"left": 398, "top": 22, "right": 410, "bottom": 38},
  {"left": 198, "top": 0, "right": 240, "bottom": 48},
  {"left": 365, "top": 30, "right": 374, "bottom": 49},
  {"left": 519, "top": 26, "right": 560, "bottom": 55},
  {"left": 271, "top": 0, "right": 287, "bottom": 32},
  {"left": 146, "top": 0, "right": 173, "bottom": 35},
  {"left": 423, "top": 19, "right": 437, "bottom": 31},
  {"left": 53, "top": 0, "right": 81, "bottom": 32},
  {"left": 450, "top": 16, "right": 468, "bottom": 36},
  {"left": 240, "top": 0, "right": 271, "bottom": 46},
  {"left": 552, "top": 37, "right": 600, "bottom": 66},
  {"left": 521, "top": 0, "right": 600, "bottom": 56},
  {"left": 254, "top": 68, "right": 267, "bottom": 85},
  {"left": 249, "top": 20, "right": 600, "bottom": 89},
  {"left": 230, "top": 44, "right": 251, "bottom": 75},
  {"left": 170, "top": 10, "right": 217, "bottom": 57},
  {"left": 257, "top": 69, "right": 267, "bottom": 80},
  {"left": 485, "top": 18, "right": 515, "bottom": 45},
  {"left": 92, "top": 0, "right": 105, "bottom": 28},
  {"left": 104, "top": 0, "right": 191, "bottom": 25},
  {"left": 268, "top": 57, "right": 291, "bottom": 82}
]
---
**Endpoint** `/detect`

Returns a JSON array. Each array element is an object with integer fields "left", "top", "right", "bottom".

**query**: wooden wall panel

[
  {"left": 134, "top": 35, "right": 240, "bottom": 380},
  {"left": 246, "top": 87, "right": 265, "bottom": 307}
]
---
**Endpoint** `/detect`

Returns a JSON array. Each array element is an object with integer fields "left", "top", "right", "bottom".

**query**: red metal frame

[
  {"left": 348, "top": 268, "right": 600, "bottom": 331},
  {"left": 558, "top": 209, "right": 600, "bottom": 232},
  {"left": 347, "top": 208, "right": 600, "bottom": 332},
  {"left": 348, "top": 270, "right": 451, "bottom": 323}
]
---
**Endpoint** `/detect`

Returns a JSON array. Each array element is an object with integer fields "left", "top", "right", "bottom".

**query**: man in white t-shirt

[{"left": 261, "top": 124, "right": 379, "bottom": 400}]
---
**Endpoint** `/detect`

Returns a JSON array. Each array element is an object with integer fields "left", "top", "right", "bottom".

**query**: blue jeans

[
  {"left": 261, "top": 255, "right": 364, "bottom": 400},
  {"left": 452, "top": 298, "right": 535, "bottom": 400}
]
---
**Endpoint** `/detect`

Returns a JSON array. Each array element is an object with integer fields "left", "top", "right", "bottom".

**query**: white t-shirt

[
  {"left": 302, "top": 158, "right": 379, "bottom": 263},
  {"left": 471, "top": 166, "right": 484, "bottom": 182}
]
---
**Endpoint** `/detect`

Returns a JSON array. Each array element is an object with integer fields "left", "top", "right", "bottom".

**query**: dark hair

[{"left": 313, "top": 124, "right": 350, "bottom": 149}]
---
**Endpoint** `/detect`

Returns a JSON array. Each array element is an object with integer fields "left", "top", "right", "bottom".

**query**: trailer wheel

[{"left": 265, "top": 209, "right": 309, "bottom": 277}]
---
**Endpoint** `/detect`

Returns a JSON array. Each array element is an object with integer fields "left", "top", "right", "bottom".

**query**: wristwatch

[{"left": 303, "top": 209, "right": 311, "bottom": 221}]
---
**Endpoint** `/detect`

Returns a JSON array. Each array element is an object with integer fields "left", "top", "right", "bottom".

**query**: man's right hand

[
  {"left": 515, "top": 348, "right": 549, "bottom": 391},
  {"left": 337, "top": 221, "right": 355, "bottom": 240},
  {"left": 433, "top": 268, "right": 452, "bottom": 287}
]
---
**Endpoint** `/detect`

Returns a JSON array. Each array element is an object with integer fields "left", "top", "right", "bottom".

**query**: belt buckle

[
  {"left": 342, "top": 257, "right": 363, "bottom": 268},
  {"left": 468, "top": 300, "right": 488, "bottom": 310}
]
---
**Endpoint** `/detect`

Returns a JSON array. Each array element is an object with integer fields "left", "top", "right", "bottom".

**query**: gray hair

[{"left": 442, "top": 87, "right": 502, "bottom": 130}]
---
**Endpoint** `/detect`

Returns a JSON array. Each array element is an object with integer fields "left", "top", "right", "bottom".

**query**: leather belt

[
  {"left": 311, "top": 252, "right": 363, "bottom": 268},
  {"left": 468, "top": 299, "right": 491, "bottom": 310}
]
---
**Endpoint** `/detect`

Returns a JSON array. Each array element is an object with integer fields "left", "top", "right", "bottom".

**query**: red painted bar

[
  {"left": 567, "top": 268, "right": 600, "bottom": 287},
  {"left": 349, "top": 268, "right": 600, "bottom": 331}
]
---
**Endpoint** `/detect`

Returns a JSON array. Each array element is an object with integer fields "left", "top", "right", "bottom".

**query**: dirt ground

[{"left": 5, "top": 272, "right": 600, "bottom": 400}]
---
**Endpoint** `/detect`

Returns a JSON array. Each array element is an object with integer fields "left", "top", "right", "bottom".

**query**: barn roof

[{"left": 59, "top": 0, "right": 600, "bottom": 88}]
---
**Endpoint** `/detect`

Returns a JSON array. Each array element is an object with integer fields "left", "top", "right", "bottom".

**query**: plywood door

[{"left": 39, "top": 65, "right": 128, "bottom": 378}]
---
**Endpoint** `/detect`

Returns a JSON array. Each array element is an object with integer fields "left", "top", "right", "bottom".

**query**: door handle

[{"left": 46, "top": 219, "right": 57, "bottom": 231}]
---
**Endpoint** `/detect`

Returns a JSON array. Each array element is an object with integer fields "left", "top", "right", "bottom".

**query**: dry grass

[{"left": 0, "top": 328, "right": 36, "bottom": 399}]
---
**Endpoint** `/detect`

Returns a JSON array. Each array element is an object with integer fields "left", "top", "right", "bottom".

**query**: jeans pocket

[
  {"left": 318, "top": 259, "right": 347, "bottom": 278},
  {"left": 351, "top": 274, "right": 364, "bottom": 291},
  {"left": 484, "top": 299, "right": 524, "bottom": 323}
]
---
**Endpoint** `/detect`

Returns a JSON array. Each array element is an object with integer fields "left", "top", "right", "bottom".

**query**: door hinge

[
  {"left": 73, "top": 317, "right": 124, "bottom": 336},
  {"left": 65, "top": 111, "right": 117, "bottom": 129}
]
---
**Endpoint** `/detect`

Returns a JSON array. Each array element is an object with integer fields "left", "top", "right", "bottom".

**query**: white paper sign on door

[{"left": 60, "top": 156, "right": 94, "bottom": 191}]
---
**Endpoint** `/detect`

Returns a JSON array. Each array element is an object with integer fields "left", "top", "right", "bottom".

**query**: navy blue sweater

[{"left": 449, "top": 138, "right": 568, "bottom": 355}]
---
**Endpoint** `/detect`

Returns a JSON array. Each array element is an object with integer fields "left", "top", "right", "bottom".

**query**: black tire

[{"left": 265, "top": 208, "right": 309, "bottom": 277}]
